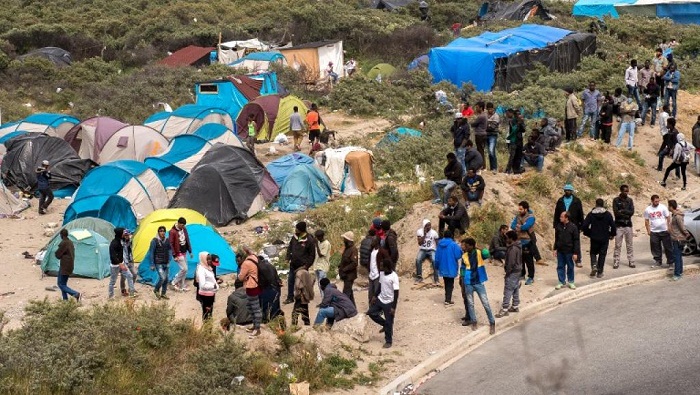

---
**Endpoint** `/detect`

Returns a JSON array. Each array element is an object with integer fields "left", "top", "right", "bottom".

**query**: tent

[
  {"left": 0, "top": 113, "right": 79, "bottom": 140},
  {"left": 428, "top": 24, "right": 596, "bottom": 91},
  {"left": 376, "top": 127, "right": 422, "bottom": 147},
  {"left": 279, "top": 41, "right": 344, "bottom": 82},
  {"left": 277, "top": 164, "right": 333, "bottom": 212},
  {"left": 41, "top": 229, "right": 111, "bottom": 279},
  {"left": 372, "top": 0, "right": 415, "bottom": 10},
  {"left": 367, "top": 63, "right": 397, "bottom": 80},
  {"left": 266, "top": 153, "right": 316, "bottom": 185},
  {"left": 63, "top": 116, "right": 129, "bottom": 162},
  {"left": 236, "top": 95, "right": 279, "bottom": 139},
  {"left": 218, "top": 39, "right": 271, "bottom": 64},
  {"left": 0, "top": 181, "right": 29, "bottom": 216},
  {"left": 316, "top": 147, "right": 376, "bottom": 195},
  {"left": 132, "top": 208, "right": 208, "bottom": 262},
  {"left": 144, "top": 104, "right": 234, "bottom": 139},
  {"left": 1, "top": 133, "right": 95, "bottom": 192},
  {"left": 63, "top": 160, "right": 169, "bottom": 230},
  {"left": 229, "top": 51, "right": 287, "bottom": 72},
  {"left": 479, "top": 0, "right": 555, "bottom": 21},
  {"left": 169, "top": 145, "right": 279, "bottom": 225},
  {"left": 158, "top": 45, "right": 215, "bottom": 67},
  {"left": 40, "top": 217, "right": 115, "bottom": 276},
  {"left": 573, "top": 0, "right": 700, "bottom": 22},
  {"left": 194, "top": 73, "right": 282, "bottom": 122},
  {"left": 0, "top": 131, "right": 27, "bottom": 155},
  {"left": 18, "top": 47, "right": 72, "bottom": 67},
  {"left": 97, "top": 125, "right": 169, "bottom": 164},
  {"left": 145, "top": 124, "right": 243, "bottom": 188},
  {"left": 271, "top": 96, "right": 308, "bottom": 140},
  {"left": 408, "top": 54, "right": 429, "bottom": 70},
  {"left": 138, "top": 224, "right": 237, "bottom": 285}
]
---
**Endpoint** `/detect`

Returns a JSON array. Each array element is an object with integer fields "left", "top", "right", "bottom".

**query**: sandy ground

[{"left": 1, "top": 97, "right": 700, "bottom": 393}]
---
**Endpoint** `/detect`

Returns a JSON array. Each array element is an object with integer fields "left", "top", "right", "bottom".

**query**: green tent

[
  {"left": 367, "top": 63, "right": 397, "bottom": 80},
  {"left": 270, "top": 95, "right": 309, "bottom": 140},
  {"left": 41, "top": 228, "right": 112, "bottom": 279}
]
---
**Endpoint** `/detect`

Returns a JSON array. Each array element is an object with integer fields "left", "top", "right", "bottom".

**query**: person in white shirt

[
  {"left": 625, "top": 59, "right": 642, "bottom": 108},
  {"left": 368, "top": 259, "right": 400, "bottom": 348},
  {"left": 643, "top": 195, "right": 673, "bottom": 268},
  {"left": 367, "top": 236, "right": 383, "bottom": 305},
  {"left": 313, "top": 230, "right": 331, "bottom": 299},
  {"left": 415, "top": 219, "right": 439, "bottom": 284}
]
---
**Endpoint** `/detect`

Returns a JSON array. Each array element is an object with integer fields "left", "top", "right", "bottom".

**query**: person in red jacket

[{"left": 169, "top": 217, "right": 193, "bottom": 292}]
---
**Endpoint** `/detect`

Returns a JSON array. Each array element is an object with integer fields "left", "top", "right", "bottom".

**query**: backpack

[{"left": 679, "top": 142, "right": 691, "bottom": 163}]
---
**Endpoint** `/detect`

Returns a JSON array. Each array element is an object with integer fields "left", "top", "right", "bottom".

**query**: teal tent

[
  {"left": 377, "top": 127, "right": 422, "bottom": 147},
  {"left": 277, "top": 164, "right": 333, "bottom": 212},
  {"left": 41, "top": 228, "right": 111, "bottom": 279}
]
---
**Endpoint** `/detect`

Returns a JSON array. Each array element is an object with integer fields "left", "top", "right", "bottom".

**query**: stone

[{"left": 331, "top": 313, "right": 372, "bottom": 343}]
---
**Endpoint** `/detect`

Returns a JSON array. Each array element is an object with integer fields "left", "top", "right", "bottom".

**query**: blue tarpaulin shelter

[
  {"left": 573, "top": 0, "right": 700, "bottom": 23},
  {"left": 266, "top": 153, "right": 316, "bottom": 185},
  {"left": 377, "top": 127, "right": 422, "bottom": 148}
]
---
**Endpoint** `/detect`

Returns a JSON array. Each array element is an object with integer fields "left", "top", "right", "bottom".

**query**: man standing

[
  {"left": 598, "top": 95, "right": 614, "bottom": 143},
  {"left": 511, "top": 201, "right": 536, "bottom": 285},
  {"left": 625, "top": 60, "right": 642, "bottom": 108},
  {"left": 338, "top": 231, "right": 358, "bottom": 306},
  {"left": 470, "top": 101, "right": 488, "bottom": 165},
  {"left": 415, "top": 219, "right": 439, "bottom": 284},
  {"left": 435, "top": 230, "right": 462, "bottom": 305},
  {"left": 368, "top": 259, "right": 400, "bottom": 348},
  {"left": 120, "top": 230, "right": 137, "bottom": 296},
  {"left": 644, "top": 195, "right": 673, "bottom": 269},
  {"left": 289, "top": 106, "right": 305, "bottom": 151},
  {"left": 292, "top": 263, "right": 314, "bottom": 326},
  {"left": 381, "top": 220, "right": 399, "bottom": 269},
  {"left": 485, "top": 102, "right": 500, "bottom": 173},
  {"left": 312, "top": 230, "right": 331, "bottom": 299},
  {"left": 652, "top": 48, "right": 669, "bottom": 100},
  {"left": 564, "top": 87, "right": 581, "bottom": 141},
  {"left": 668, "top": 200, "right": 690, "bottom": 281},
  {"left": 305, "top": 103, "right": 325, "bottom": 147},
  {"left": 55, "top": 229, "right": 80, "bottom": 301},
  {"left": 505, "top": 109, "right": 525, "bottom": 174},
  {"left": 612, "top": 185, "right": 635, "bottom": 269},
  {"left": 148, "top": 226, "right": 172, "bottom": 300},
  {"left": 439, "top": 196, "right": 469, "bottom": 237},
  {"left": 615, "top": 97, "right": 639, "bottom": 150},
  {"left": 109, "top": 227, "right": 136, "bottom": 298},
  {"left": 638, "top": 60, "right": 653, "bottom": 92},
  {"left": 451, "top": 113, "right": 470, "bottom": 174},
  {"left": 461, "top": 168, "right": 485, "bottom": 207},
  {"left": 641, "top": 77, "right": 659, "bottom": 127},
  {"left": 314, "top": 278, "right": 358, "bottom": 328},
  {"left": 553, "top": 184, "right": 584, "bottom": 267},
  {"left": 431, "top": 153, "right": 463, "bottom": 206},
  {"left": 553, "top": 212, "right": 580, "bottom": 290},
  {"left": 663, "top": 64, "right": 680, "bottom": 118},
  {"left": 359, "top": 229, "right": 375, "bottom": 273},
  {"left": 577, "top": 82, "right": 602, "bottom": 139},
  {"left": 495, "top": 230, "right": 521, "bottom": 318},
  {"left": 36, "top": 160, "right": 53, "bottom": 215},
  {"left": 169, "top": 217, "right": 192, "bottom": 292},
  {"left": 285, "top": 221, "right": 316, "bottom": 304},
  {"left": 581, "top": 199, "right": 616, "bottom": 278},
  {"left": 693, "top": 116, "right": 700, "bottom": 175},
  {"left": 461, "top": 238, "right": 496, "bottom": 335}
]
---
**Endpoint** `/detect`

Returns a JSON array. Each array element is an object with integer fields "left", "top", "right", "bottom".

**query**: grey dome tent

[
  {"left": 18, "top": 47, "right": 72, "bottom": 67},
  {"left": 478, "top": 0, "right": 554, "bottom": 21},
  {"left": 169, "top": 144, "right": 279, "bottom": 226}
]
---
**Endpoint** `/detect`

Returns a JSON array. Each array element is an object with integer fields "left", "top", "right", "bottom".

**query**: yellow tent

[
  {"left": 132, "top": 208, "right": 208, "bottom": 262},
  {"left": 271, "top": 96, "right": 309, "bottom": 140}
]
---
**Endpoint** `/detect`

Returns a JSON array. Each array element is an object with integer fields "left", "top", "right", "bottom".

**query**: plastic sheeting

[
  {"left": 479, "top": 0, "right": 554, "bottom": 21},
  {"left": 572, "top": 0, "right": 636, "bottom": 17}
]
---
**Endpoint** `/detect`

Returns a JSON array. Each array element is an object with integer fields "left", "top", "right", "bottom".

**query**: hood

[
  {"left": 508, "top": 242, "right": 521, "bottom": 251},
  {"left": 114, "top": 227, "right": 125, "bottom": 240},
  {"left": 199, "top": 251, "right": 209, "bottom": 266},
  {"left": 677, "top": 133, "right": 686, "bottom": 143},
  {"left": 591, "top": 207, "right": 607, "bottom": 215},
  {"left": 438, "top": 238, "right": 455, "bottom": 248}
]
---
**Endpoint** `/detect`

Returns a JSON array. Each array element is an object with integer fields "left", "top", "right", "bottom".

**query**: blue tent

[
  {"left": 428, "top": 24, "right": 573, "bottom": 91},
  {"left": 229, "top": 51, "right": 286, "bottom": 66},
  {"left": 143, "top": 104, "right": 234, "bottom": 139},
  {"left": 63, "top": 160, "right": 169, "bottom": 230},
  {"left": 277, "top": 164, "right": 333, "bottom": 212},
  {"left": 0, "top": 113, "right": 79, "bottom": 139},
  {"left": 573, "top": 0, "right": 700, "bottom": 23},
  {"left": 137, "top": 223, "right": 237, "bottom": 285},
  {"left": 377, "top": 127, "right": 422, "bottom": 147},
  {"left": 572, "top": 0, "right": 637, "bottom": 17},
  {"left": 408, "top": 54, "right": 429, "bottom": 70},
  {"left": 266, "top": 153, "right": 315, "bottom": 185}
]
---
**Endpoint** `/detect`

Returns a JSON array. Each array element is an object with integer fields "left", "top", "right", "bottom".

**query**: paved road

[{"left": 419, "top": 275, "right": 700, "bottom": 395}]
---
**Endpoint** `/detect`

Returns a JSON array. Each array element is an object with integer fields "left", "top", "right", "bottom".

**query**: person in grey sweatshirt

[{"left": 496, "top": 231, "right": 522, "bottom": 318}]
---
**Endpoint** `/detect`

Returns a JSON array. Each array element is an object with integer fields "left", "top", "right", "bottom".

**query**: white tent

[
  {"left": 218, "top": 38, "right": 271, "bottom": 64},
  {"left": 0, "top": 182, "right": 29, "bottom": 216}
]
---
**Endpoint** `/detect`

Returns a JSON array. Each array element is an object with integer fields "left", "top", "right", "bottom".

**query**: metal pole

[{"left": 485, "top": 34, "right": 512, "bottom": 47}]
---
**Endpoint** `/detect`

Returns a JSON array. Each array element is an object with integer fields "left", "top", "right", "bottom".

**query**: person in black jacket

[
  {"left": 381, "top": 220, "right": 399, "bottom": 269},
  {"left": 581, "top": 199, "right": 617, "bottom": 278},
  {"left": 452, "top": 113, "right": 470, "bottom": 174},
  {"left": 257, "top": 255, "right": 284, "bottom": 324},
  {"left": 55, "top": 229, "right": 80, "bottom": 301},
  {"left": 109, "top": 227, "right": 135, "bottom": 298},
  {"left": 612, "top": 184, "right": 635, "bottom": 269},
  {"left": 359, "top": 229, "right": 375, "bottom": 271},
  {"left": 553, "top": 184, "right": 585, "bottom": 266},
  {"left": 148, "top": 226, "right": 172, "bottom": 300},
  {"left": 285, "top": 221, "right": 316, "bottom": 304},
  {"left": 553, "top": 212, "right": 580, "bottom": 290},
  {"left": 431, "top": 153, "right": 463, "bottom": 206},
  {"left": 656, "top": 117, "right": 680, "bottom": 179},
  {"left": 438, "top": 196, "right": 469, "bottom": 237},
  {"left": 36, "top": 160, "right": 53, "bottom": 214}
]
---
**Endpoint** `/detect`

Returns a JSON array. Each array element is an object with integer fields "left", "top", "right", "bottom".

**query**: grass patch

[{"left": 465, "top": 203, "right": 509, "bottom": 247}]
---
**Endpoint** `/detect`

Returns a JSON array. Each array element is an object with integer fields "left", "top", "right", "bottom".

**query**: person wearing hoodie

[
  {"left": 196, "top": 251, "right": 219, "bottom": 321},
  {"left": 120, "top": 230, "right": 137, "bottom": 297},
  {"left": 415, "top": 219, "right": 439, "bottom": 284},
  {"left": 338, "top": 231, "right": 358, "bottom": 306},
  {"left": 464, "top": 139, "right": 484, "bottom": 173},
  {"left": 369, "top": 218, "right": 385, "bottom": 241},
  {"left": 148, "top": 226, "right": 172, "bottom": 300},
  {"left": 511, "top": 201, "right": 536, "bottom": 285},
  {"left": 312, "top": 230, "right": 331, "bottom": 299},
  {"left": 461, "top": 238, "right": 496, "bottom": 335},
  {"left": 238, "top": 248, "right": 262, "bottom": 336},
  {"left": 553, "top": 212, "right": 580, "bottom": 290},
  {"left": 36, "top": 160, "right": 53, "bottom": 214},
  {"left": 169, "top": 217, "right": 193, "bottom": 292},
  {"left": 495, "top": 231, "right": 522, "bottom": 318},
  {"left": 668, "top": 200, "right": 690, "bottom": 281},
  {"left": 222, "top": 280, "right": 252, "bottom": 331},
  {"left": 285, "top": 221, "right": 316, "bottom": 304},
  {"left": 553, "top": 184, "right": 585, "bottom": 267},
  {"left": 292, "top": 264, "right": 315, "bottom": 326},
  {"left": 581, "top": 199, "right": 617, "bottom": 278},
  {"left": 661, "top": 132, "right": 693, "bottom": 190},
  {"left": 435, "top": 230, "right": 462, "bottom": 305},
  {"left": 431, "top": 153, "right": 463, "bottom": 206},
  {"left": 109, "top": 227, "right": 135, "bottom": 298},
  {"left": 381, "top": 220, "right": 399, "bottom": 269},
  {"left": 489, "top": 225, "right": 509, "bottom": 263},
  {"left": 314, "top": 278, "right": 358, "bottom": 328},
  {"left": 439, "top": 196, "right": 469, "bottom": 237}
]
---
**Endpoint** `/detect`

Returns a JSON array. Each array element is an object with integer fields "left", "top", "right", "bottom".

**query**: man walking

[
  {"left": 169, "top": 217, "right": 192, "bottom": 292},
  {"left": 668, "top": 200, "right": 690, "bottom": 281},
  {"left": 553, "top": 184, "right": 584, "bottom": 267},
  {"left": 431, "top": 153, "right": 463, "bottom": 206},
  {"left": 109, "top": 227, "right": 136, "bottom": 298},
  {"left": 289, "top": 106, "right": 305, "bottom": 151},
  {"left": 461, "top": 238, "right": 496, "bottom": 335},
  {"left": 612, "top": 185, "right": 635, "bottom": 269},
  {"left": 553, "top": 212, "right": 580, "bottom": 290},
  {"left": 581, "top": 199, "right": 616, "bottom": 278},
  {"left": 148, "top": 226, "right": 172, "bottom": 300},
  {"left": 644, "top": 195, "right": 673, "bottom": 269},
  {"left": 36, "top": 160, "right": 53, "bottom": 215},
  {"left": 368, "top": 259, "right": 400, "bottom": 348},
  {"left": 415, "top": 219, "right": 439, "bottom": 284},
  {"left": 285, "top": 221, "right": 316, "bottom": 304},
  {"left": 495, "top": 231, "right": 522, "bottom": 318},
  {"left": 577, "top": 81, "right": 602, "bottom": 139},
  {"left": 435, "top": 230, "right": 462, "bottom": 305},
  {"left": 511, "top": 201, "right": 536, "bottom": 285},
  {"left": 55, "top": 229, "right": 81, "bottom": 301}
]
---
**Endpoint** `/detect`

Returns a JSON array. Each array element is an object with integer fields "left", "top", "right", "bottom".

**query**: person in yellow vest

[
  {"left": 246, "top": 114, "right": 257, "bottom": 156},
  {"left": 460, "top": 237, "right": 496, "bottom": 335}
]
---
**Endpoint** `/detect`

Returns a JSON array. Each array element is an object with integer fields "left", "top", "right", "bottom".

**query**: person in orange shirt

[{"left": 305, "top": 103, "right": 326, "bottom": 146}]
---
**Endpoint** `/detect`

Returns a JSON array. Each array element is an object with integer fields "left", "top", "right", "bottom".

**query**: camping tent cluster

[{"left": 573, "top": 0, "right": 700, "bottom": 23}]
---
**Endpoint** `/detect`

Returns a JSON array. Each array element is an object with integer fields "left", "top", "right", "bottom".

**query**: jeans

[
  {"left": 641, "top": 101, "right": 657, "bottom": 125},
  {"left": 172, "top": 254, "right": 188, "bottom": 288},
  {"left": 432, "top": 180, "right": 457, "bottom": 205},
  {"left": 443, "top": 277, "right": 455, "bottom": 303},
  {"left": 109, "top": 265, "right": 134, "bottom": 297},
  {"left": 663, "top": 162, "right": 688, "bottom": 188},
  {"left": 615, "top": 122, "right": 635, "bottom": 149},
  {"left": 343, "top": 279, "right": 355, "bottom": 306},
  {"left": 501, "top": 272, "right": 521, "bottom": 310},
  {"left": 613, "top": 226, "right": 635, "bottom": 266},
  {"left": 487, "top": 135, "right": 498, "bottom": 171},
  {"left": 368, "top": 300, "right": 395, "bottom": 344},
  {"left": 459, "top": 276, "right": 475, "bottom": 322},
  {"left": 286, "top": 267, "right": 297, "bottom": 302},
  {"left": 556, "top": 252, "right": 575, "bottom": 284},
  {"left": 627, "top": 85, "right": 642, "bottom": 108},
  {"left": 455, "top": 147, "right": 467, "bottom": 175},
  {"left": 38, "top": 188, "right": 54, "bottom": 211},
  {"left": 577, "top": 110, "right": 598, "bottom": 138},
  {"left": 314, "top": 306, "right": 335, "bottom": 325},
  {"left": 664, "top": 88, "right": 678, "bottom": 117},
  {"left": 672, "top": 240, "right": 684, "bottom": 277},
  {"left": 368, "top": 277, "right": 380, "bottom": 305},
  {"left": 415, "top": 249, "right": 436, "bottom": 282},
  {"left": 315, "top": 270, "right": 327, "bottom": 299},
  {"left": 154, "top": 264, "right": 169, "bottom": 295},
  {"left": 199, "top": 295, "right": 215, "bottom": 321},
  {"left": 57, "top": 273, "right": 78, "bottom": 300},
  {"left": 650, "top": 231, "right": 673, "bottom": 265},
  {"left": 521, "top": 243, "right": 535, "bottom": 280},
  {"left": 522, "top": 155, "right": 544, "bottom": 172},
  {"left": 120, "top": 262, "right": 137, "bottom": 292},
  {"left": 590, "top": 239, "right": 609, "bottom": 273},
  {"left": 465, "top": 283, "right": 495, "bottom": 325}
]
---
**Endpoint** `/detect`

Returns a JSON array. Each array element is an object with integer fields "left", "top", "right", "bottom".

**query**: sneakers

[
  {"left": 444, "top": 301, "right": 455, "bottom": 306},
  {"left": 489, "top": 324, "right": 496, "bottom": 335},
  {"left": 596, "top": 272, "right": 604, "bottom": 278},
  {"left": 508, "top": 306, "right": 519, "bottom": 313},
  {"left": 524, "top": 278, "right": 534, "bottom": 285},
  {"left": 160, "top": 294, "right": 170, "bottom": 300},
  {"left": 613, "top": 263, "right": 619, "bottom": 269},
  {"left": 555, "top": 283, "right": 564, "bottom": 290},
  {"left": 659, "top": 181, "right": 667, "bottom": 187},
  {"left": 462, "top": 320, "right": 476, "bottom": 327},
  {"left": 248, "top": 329, "right": 261, "bottom": 338},
  {"left": 170, "top": 283, "right": 182, "bottom": 292},
  {"left": 589, "top": 270, "right": 597, "bottom": 277},
  {"left": 181, "top": 286, "right": 191, "bottom": 292},
  {"left": 129, "top": 293, "right": 137, "bottom": 298},
  {"left": 153, "top": 290, "right": 161, "bottom": 300},
  {"left": 568, "top": 282, "right": 576, "bottom": 290},
  {"left": 414, "top": 277, "right": 424, "bottom": 284},
  {"left": 575, "top": 262, "right": 583, "bottom": 268},
  {"left": 283, "top": 299, "right": 294, "bottom": 305},
  {"left": 383, "top": 342, "right": 392, "bottom": 349},
  {"left": 495, "top": 309, "right": 509, "bottom": 318},
  {"left": 74, "top": 292, "right": 82, "bottom": 303},
  {"left": 672, "top": 275, "right": 682, "bottom": 281},
  {"left": 535, "top": 259, "right": 548, "bottom": 266},
  {"left": 432, "top": 198, "right": 442, "bottom": 205},
  {"left": 629, "top": 263, "right": 636, "bottom": 268}
]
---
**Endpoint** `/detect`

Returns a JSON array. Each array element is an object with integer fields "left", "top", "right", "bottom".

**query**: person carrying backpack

[{"left": 660, "top": 133, "right": 693, "bottom": 190}]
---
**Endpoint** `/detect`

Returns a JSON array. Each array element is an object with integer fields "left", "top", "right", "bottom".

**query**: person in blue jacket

[
  {"left": 511, "top": 201, "right": 537, "bottom": 285},
  {"left": 435, "top": 230, "right": 463, "bottom": 305},
  {"left": 663, "top": 63, "right": 680, "bottom": 118}
]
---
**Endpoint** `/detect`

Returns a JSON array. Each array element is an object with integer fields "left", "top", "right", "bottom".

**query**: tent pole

[{"left": 485, "top": 34, "right": 512, "bottom": 47}]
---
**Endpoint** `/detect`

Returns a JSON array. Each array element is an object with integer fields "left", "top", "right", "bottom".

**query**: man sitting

[
  {"left": 438, "top": 196, "right": 470, "bottom": 237},
  {"left": 221, "top": 280, "right": 251, "bottom": 331},
  {"left": 461, "top": 168, "right": 485, "bottom": 206},
  {"left": 431, "top": 153, "right": 463, "bottom": 206},
  {"left": 314, "top": 278, "right": 358, "bottom": 328},
  {"left": 522, "top": 134, "right": 546, "bottom": 172},
  {"left": 540, "top": 118, "right": 562, "bottom": 151}
]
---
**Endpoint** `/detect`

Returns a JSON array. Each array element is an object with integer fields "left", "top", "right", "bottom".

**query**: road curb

[{"left": 379, "top": 265, "right": 699, "bottom": 395}]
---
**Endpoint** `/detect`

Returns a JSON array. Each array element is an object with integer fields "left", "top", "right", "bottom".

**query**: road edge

[{"left": 379, "top": 265, "right": 699, "bottom": 395}]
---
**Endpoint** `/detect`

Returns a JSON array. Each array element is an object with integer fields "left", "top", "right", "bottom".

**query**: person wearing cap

[
  {"left": 431, "top": 153, "right": 463, "bottom": 206},
  {"left": 338, "top": 231, "right": 358, "bottom": 306},
  {"left": 415, "top": 219, "right": 439, "bottom": 284},
  {"left": 312, "top": 229, "right": 331, "bottom": 299},
  {"left": 553, "top": 184, "right": 585, "bottom": 267},
  {"left": 451, "top": 112, "right": 470, "bottom": 174},
  {"left": 109, "top": 227, "right": 136, "bottom": 298},
  {"left": 169, "top": 217, "right": 193, "bottom": 292},
  {"left": 36, "top": 160, "right": 53, "bottom": 214},
  {"left": 120, "top": 229, "right": 137, "bottom": 297},
  {"left": 381, "top": 220, "right": 399, "bottom": 269},
  {"left": 369, "top": 218, "right": 385, "bottom": 241},
  {"left": 285, "top": 221, "right": 316, "bottom": 304},
  {"left": 314, "top": 278, "right": 358, "bottom": 328},
  {"left": 148, "top": 225, "right": 172, "bottom": 300}
]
